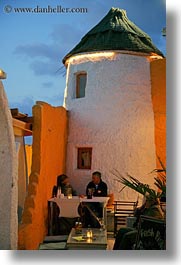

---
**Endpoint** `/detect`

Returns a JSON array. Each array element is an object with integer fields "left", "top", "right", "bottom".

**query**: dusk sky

[
  {"left": 0, "top": 0, "right": 166, "bottom": 117},
  {"left": 2, "top": 1, "right": 181, "bottom": 262}
]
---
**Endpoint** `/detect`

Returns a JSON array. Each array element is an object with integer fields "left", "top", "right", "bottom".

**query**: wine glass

[
  {"left": 91, "top": 188, "right": 95, "bottom": 196},
  {"left": 99, "top": 218, "right": 105, "bottom": 231}
]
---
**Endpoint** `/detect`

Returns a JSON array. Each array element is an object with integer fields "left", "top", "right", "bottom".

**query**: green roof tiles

[{"left": 63, "top": 7, "right": 164, "bottom": 64}]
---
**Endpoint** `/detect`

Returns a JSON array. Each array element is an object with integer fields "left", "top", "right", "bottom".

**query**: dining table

[
  {"left": 48, "top": 196, "right": 110, "bottom": 233},
  {"left": 49, "top": 196, "right": 109, "bottom": 217}
]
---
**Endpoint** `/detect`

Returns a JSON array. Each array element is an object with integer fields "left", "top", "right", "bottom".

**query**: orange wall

[
  {"left": 150, "top": 58, "right": 166, "bottom": 168},
  {"left": 25, "top": 145, "right": 32, "bottom": 179},
  {"left": 18, "top": 102, "right": 68, "bottom": 250}
]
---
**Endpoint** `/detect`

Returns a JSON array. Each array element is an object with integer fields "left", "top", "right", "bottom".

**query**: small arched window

[{"left": 76, "top": 72, "right": 87, "bottom": 98}]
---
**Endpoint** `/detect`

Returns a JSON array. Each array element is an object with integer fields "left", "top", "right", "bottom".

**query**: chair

[
  {"left": 48, "top": 200, "right": 60, "bottom": 236},
  {"left": 134, "top": 215, "right": 166, "bottom": 250},
  {"left": 113, "top": 200, "right": 138, "bottom": 237},
  {"left": 106, "top": 193, "right": 114, "bottom": 232},
  {"left": 106, "top": 193, "right": 114, "bottom": 211}
]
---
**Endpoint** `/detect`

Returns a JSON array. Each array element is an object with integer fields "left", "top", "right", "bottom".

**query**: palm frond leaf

[{"left": 112, "top": 170, "right": 159, "bottom": 199}]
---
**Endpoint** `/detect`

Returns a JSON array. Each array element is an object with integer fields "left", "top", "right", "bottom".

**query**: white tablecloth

[{"left": 49, "top": 196, "right": 109, "bottom": 218}]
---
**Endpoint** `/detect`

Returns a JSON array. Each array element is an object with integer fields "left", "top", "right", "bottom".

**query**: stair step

[
  {"left": 43, "top": 235, "right": 68, "bottom": 242},
  {"left": 39, "top": 242, "right": 67, "bottom": 250}
]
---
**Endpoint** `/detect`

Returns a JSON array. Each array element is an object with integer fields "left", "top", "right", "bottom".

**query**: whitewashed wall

[
  {"left": 0, "top": 81, "right": 18, "bottom": 249},
  {"left": 64, "top": 52, "right": 156, "bottom": 201}
]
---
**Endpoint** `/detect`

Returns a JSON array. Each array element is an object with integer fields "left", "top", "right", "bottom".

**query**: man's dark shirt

[{"left": 86, "top": 180, "right": 108, "bottom": 197}]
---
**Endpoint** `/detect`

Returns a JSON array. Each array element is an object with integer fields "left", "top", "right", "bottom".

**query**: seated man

[
  {"left": 86, "top": 171, "right": 108, "bottom": 197},
  {"left": 81, "top": 171, "right": 108, "bottom": 228}
]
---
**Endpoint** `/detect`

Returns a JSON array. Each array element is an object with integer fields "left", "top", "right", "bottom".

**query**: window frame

[
  {"left": 77, "top": 147, "right": 92, "bottom": 170},
  {"left": 76, "top": 72, "right": 87, "bottom": 98}
]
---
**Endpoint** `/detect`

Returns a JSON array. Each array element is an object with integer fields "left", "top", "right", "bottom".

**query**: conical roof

[{"left": 63, "top": 7, "right": 163, "bottom": 64}]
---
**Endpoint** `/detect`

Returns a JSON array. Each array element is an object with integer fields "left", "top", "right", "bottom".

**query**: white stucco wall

[
  {"left": 16, "top": 136, "right": 28, "bottom": 223},
  {"left": 0, "top": 81, "right": 18, "bottom": 249},
  {"left": 64, "top": 52, "right": 157, "bottom": 201}
]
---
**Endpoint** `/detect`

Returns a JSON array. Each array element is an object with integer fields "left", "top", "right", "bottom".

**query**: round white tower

[{"left": 63, "top": 8, "right": 163, "bottom": 200}]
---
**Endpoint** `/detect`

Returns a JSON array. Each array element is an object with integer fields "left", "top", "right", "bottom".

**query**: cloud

[
  {"left": 30, "top": 60, "right": 60, "bottom": 76},
  {"left": 14, "top": 43, "right": 60, "bottom": 61},
  {"left": 50, "top": 23, "right": 84, "bottom": 45},
  {"left": 13, "top": 23, "right": 84, "bottom": 76},
  {"left": 9, "top": 97, "right": 35, "bottom": 116},
  {"left": 13, "top": 0, "right": 166, "bottom": 77},
  {"left": 42, "top": 81, "right": 54, "bottom": 88},
  {"left": 8, "top": 93, "right": 64, "bottom": 117},
  {"left": 43, "top": 93, "right": 65, "bottom": 107},
  {"left": 14, "top": 42, "right": 63, "bottom": 76}
]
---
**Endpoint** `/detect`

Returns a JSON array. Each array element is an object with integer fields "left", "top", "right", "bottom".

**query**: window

[
  {"left": 76, "top": 72, "right": 87, "bottom": 98},
  {"left": 77, "top": 147, "right": 92, "bottom": 169}
]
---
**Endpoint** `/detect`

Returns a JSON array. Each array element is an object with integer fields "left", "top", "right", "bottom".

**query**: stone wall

[
  {"left": 18, "top": 102, "right": 67, "bottom": 250},
  {"left": 0, "top": 81, "right": 18, "bottom": 249}
]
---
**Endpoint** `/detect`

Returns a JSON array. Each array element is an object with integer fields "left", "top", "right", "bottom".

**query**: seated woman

[
  {"left": 56, "top": 174, "right": 77, "bottom": 196},
  {"left": 50, "top": 174, "right": 78, "bottom": 235},
  {"left": 113, "top": 196, "right": 164, "bottom": 250}
]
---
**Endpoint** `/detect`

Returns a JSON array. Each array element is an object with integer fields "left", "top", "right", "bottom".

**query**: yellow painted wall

[
  {"left": 25, "top": 145, "right": 32, "bottom": 180},
  {"left": 18, "top": 102, "right": 68, "bottom": 250},
  {"left": 150, "top": 58, "right": 166, "bottom": 168}
]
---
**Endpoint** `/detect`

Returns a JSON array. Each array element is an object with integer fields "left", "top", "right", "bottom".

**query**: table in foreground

[{"left": 67, "top": 228, "right": 107, "bottom": 250}]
